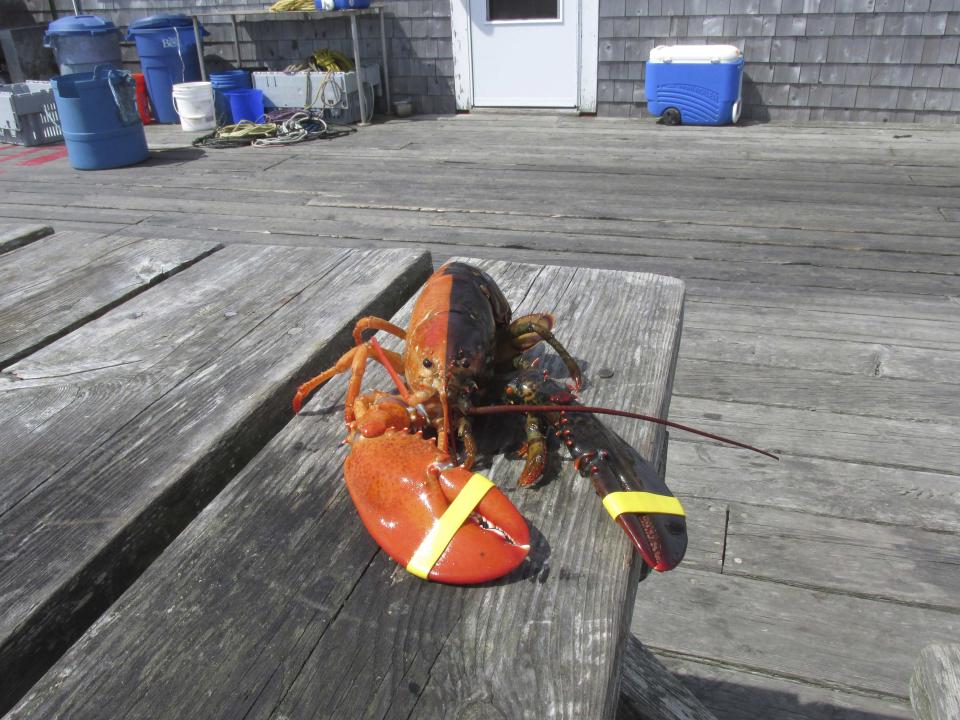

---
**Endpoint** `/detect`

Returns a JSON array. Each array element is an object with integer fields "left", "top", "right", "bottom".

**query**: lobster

[
  {"left": 294, "top": 262, "right": 776, "bottom": 585},
  {"left": 292, "top": 262, "right": 583, "bottom": 585}
]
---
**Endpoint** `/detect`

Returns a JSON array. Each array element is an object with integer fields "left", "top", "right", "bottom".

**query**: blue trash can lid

[
  {"left": 46, "top": 14, "right": 119, "bottom": 36},
  {"left": 128, "top": 14, "right": 195, "bottom": 31}
]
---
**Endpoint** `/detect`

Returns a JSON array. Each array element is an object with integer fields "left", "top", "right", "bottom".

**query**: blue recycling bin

[
  {"left": 645, "top": 45, "right": 744, "bottom": 126},
  {"left": 44, "top": 15, "right": 123, "bottom": 76},
  {"left": 51, "top": 65, "right": 149, "bottom": 170},
  {"left": 127, "top": 14, "right": 208, "bottom": 124}
]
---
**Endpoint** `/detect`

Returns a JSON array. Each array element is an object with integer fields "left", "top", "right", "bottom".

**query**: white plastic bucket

[{"left": 171, "top": 81, "right": 215, "bottom": 131}]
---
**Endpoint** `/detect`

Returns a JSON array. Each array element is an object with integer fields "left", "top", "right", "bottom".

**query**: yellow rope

[
  {"left": 268, "top": 0, "right": 315, "bottom": 12},
  {"left": 214, "top": 120, "right": 277, "bottom": 139}
]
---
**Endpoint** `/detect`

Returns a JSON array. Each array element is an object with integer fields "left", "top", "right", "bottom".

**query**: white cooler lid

[{"left": 649, "top": 44, "right": 742, "bottom": 63}]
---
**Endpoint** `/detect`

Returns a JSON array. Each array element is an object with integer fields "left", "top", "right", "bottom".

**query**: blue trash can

[
  {"left": 645, "top": 45, "right": 744, "bottom": 126},
  {"left": 51, "top": 65, "right": 149, "bottom": 170},
  {"left": 209, "top": 70, "right": 251, "bottom": 125},
  {"left": 127, "top": 14, "right": 208, "bottom": 124},
  {"left": 43, "top": 15, "right": 122, "bottom": 76}
]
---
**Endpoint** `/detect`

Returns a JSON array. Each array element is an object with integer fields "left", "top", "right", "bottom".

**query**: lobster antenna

[
  {"left": 468, "top": 403, "right": 779, "bottom": 460},
  {"left": 370, "top": 337, "right": 413, "bottom": 406}
]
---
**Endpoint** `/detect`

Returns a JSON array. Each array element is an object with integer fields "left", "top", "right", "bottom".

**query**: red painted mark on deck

[
  {"left": 18, "top": 147, "right": 69, "bottom": 166},
  {"left": 0, "top": 146, "right": 52, "bottom": 163}
]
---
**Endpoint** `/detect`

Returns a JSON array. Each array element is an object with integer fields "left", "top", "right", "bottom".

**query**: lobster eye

[{"left": 422, "top": 358, "right": 433, "bottom": 369}]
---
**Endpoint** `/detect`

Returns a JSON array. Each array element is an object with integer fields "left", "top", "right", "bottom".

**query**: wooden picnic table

[{"left": 0, "top": 226, "right": 687, "bottom": 719}]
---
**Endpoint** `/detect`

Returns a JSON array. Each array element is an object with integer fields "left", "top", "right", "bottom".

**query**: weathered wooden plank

[
  {"left": 9, "top": 175, "right": 960, "bottom": 258},
  {"left": 403, "top": 262, "right": 683, "bottom": 720},
  {"left": 0, "top": 224, "right": 52, "bottom": 255},
  {"left": 911, "top": 644, "right": 960, "bottom": 720},
  {"left": 724, "top": 504, "right": 960, "bottom": 611},
  {"left": 0, "top": 232, "right": 221, "bottom": 368},
  {"left": 678, "top": 325, "right": 960, "bottom": 386},
  {"left": 615, "top": 636, "right": 719, "bottom": 720},
  {"left": 0, "top": 201, "right": 153, "bottom": 226},
  {"left": 683, "top": 301, "right": 960, "bottom": 351},
  {"left": 632, "top": 569, "right": 960, "bottom": 701},
  {"left": 671, "top": 498, "right": 726, "bottom": 574},
  {"left": 8, "top": 260, "right": 685, "bottom": 720},
  {"left": 14, "top": 190, "right": 953, "bottom": 278},
  {"left": 102, "top": 210, "right": 960, "bottom": 297},
  {"left": 668, "top": 396, "right": 960, "bottom": 474},
  {"left": 0, "top": 245, "right": 432, "bottom": 715},
  {"left": 664, "top": 442, "right": 960, "bottom": 534},
  {"left": 674, "top": 358, "right": 960, "bottom": 423},
  {"left": 657, "top": 655, "right": 914, "bottom": 720},
  {"left": 683, "top": 279, "right": 960, "bottom": 325}
]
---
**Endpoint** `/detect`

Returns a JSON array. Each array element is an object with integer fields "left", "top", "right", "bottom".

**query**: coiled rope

[{"left": 192, "top": 109, "right": 356, "bottom": 149}]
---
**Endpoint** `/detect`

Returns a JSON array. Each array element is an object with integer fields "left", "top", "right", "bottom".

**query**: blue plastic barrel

[
  {"left": 225, "top": 88, "right": 264, "bottom": 123},
  {"left": 50, "top": 66, "right": 149, "bottom": 170},
  {"left": 44, "top": 15, "right": 122, "bottom": 76},
  {"left": 127, "top": 15, "right": 208, "bottom": 124},
  {"left": 209, "top": 70, "right": 251, "bottom": 125}
]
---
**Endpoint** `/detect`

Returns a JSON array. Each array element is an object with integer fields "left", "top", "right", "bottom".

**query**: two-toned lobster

[{"left": 293, "top": 262, "right": 771, "bottom": 585}]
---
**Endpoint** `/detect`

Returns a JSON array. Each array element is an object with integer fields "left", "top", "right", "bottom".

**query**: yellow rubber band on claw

[
  {"left": 602, "top": 491, "right": 686, "bottom": 520},
  {"left": 406, "top": 473, "right": 494, "bottom": 580}
]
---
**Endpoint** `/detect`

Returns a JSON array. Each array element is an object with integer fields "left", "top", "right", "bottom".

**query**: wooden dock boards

[
  {"left": 911, "top": 644, "right": 960, "bottom": 720},
  {"left": 658, "top": 655, "right": 914, "bottom": 720},
  {"left": 0, "top": 243, "right": 431, "bottom": 714},
  {"left": 662, "top": 442, "right": 960, "bottom": 534},
  {"left": 8, "top": 260, "right": 685, "bottom": 720},
  {"left": 0, "top": 225, "right": 52, "bottom": 255},
  {"left": 632, "top": 569, "right": 960, "bottom": 703},
  {"left": 616, "top": 635, "right": 719, "bottom": 720},
  {"left": 0, "top": 232, "right": 221, "bottom": 368},
  {"left": 724, "top": 504, "right": 960, "bottom": 612}
]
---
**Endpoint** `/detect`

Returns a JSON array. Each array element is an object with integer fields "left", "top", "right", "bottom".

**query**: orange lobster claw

[{"left": 344, "top": 430, "right": 530, "bottom": 585}]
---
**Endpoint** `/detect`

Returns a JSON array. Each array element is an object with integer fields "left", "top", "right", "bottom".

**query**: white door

[{"left": 469, "top": 0, "right": 579, "bottom": 107}]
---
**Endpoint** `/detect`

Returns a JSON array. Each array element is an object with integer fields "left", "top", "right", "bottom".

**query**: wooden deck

[{"left": 2, "top": 114, "right": 960, "bottom": 719}]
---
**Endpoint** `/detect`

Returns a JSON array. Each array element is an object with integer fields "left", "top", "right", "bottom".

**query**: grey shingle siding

[
  {"left": 20, "top": 0, "right": 455, "bottom": 116},
  {"left": 601, "top": 3, "right": 960, "bottom": 121},
  {"left": 17, "top": 0, "right": 959, "bottom": 122}
]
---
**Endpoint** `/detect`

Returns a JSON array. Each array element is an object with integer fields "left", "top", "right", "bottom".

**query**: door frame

[{"left": 449, "top": 0, "right": 598, "bottom": 113}]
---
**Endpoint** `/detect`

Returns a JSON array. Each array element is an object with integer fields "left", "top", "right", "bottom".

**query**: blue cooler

[
  {"left": 645, "top": 45, "right": 743, "bottom": 126},
  {"left": 127, "top": 14, "right": 208, "bottom": 124}
]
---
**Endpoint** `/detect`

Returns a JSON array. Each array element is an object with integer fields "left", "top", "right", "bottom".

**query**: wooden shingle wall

[
  {"left": 598, "top": 0, "right": 960, "bottom": 123},
  {"left": 16, "top": 0, "right": 456, "bottom": 115}
]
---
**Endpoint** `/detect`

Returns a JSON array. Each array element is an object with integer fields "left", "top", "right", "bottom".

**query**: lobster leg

[
  {"left": 517, "top": 412, "right": 547, "bottom": 487},
  {"left": 503, "top": 314, "right": 583, "bottom": 391},
  {"left": 292, "top": 340, "right": 405, "bottom": 415},
  {"left": 455, "top": 415, "right": 478, "bottom": 469},
  {"left": 352, "top": 316, "right": 407, "bottom": 346}
]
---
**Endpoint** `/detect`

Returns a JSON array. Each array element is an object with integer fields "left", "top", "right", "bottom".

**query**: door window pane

[{"left": 488, "top": 0, "right": 558, "bottom": 21}]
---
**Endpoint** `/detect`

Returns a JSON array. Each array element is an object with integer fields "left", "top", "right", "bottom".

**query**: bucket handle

[{"left": 172, "top": 95, "right": 214, "bottom": 120}]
